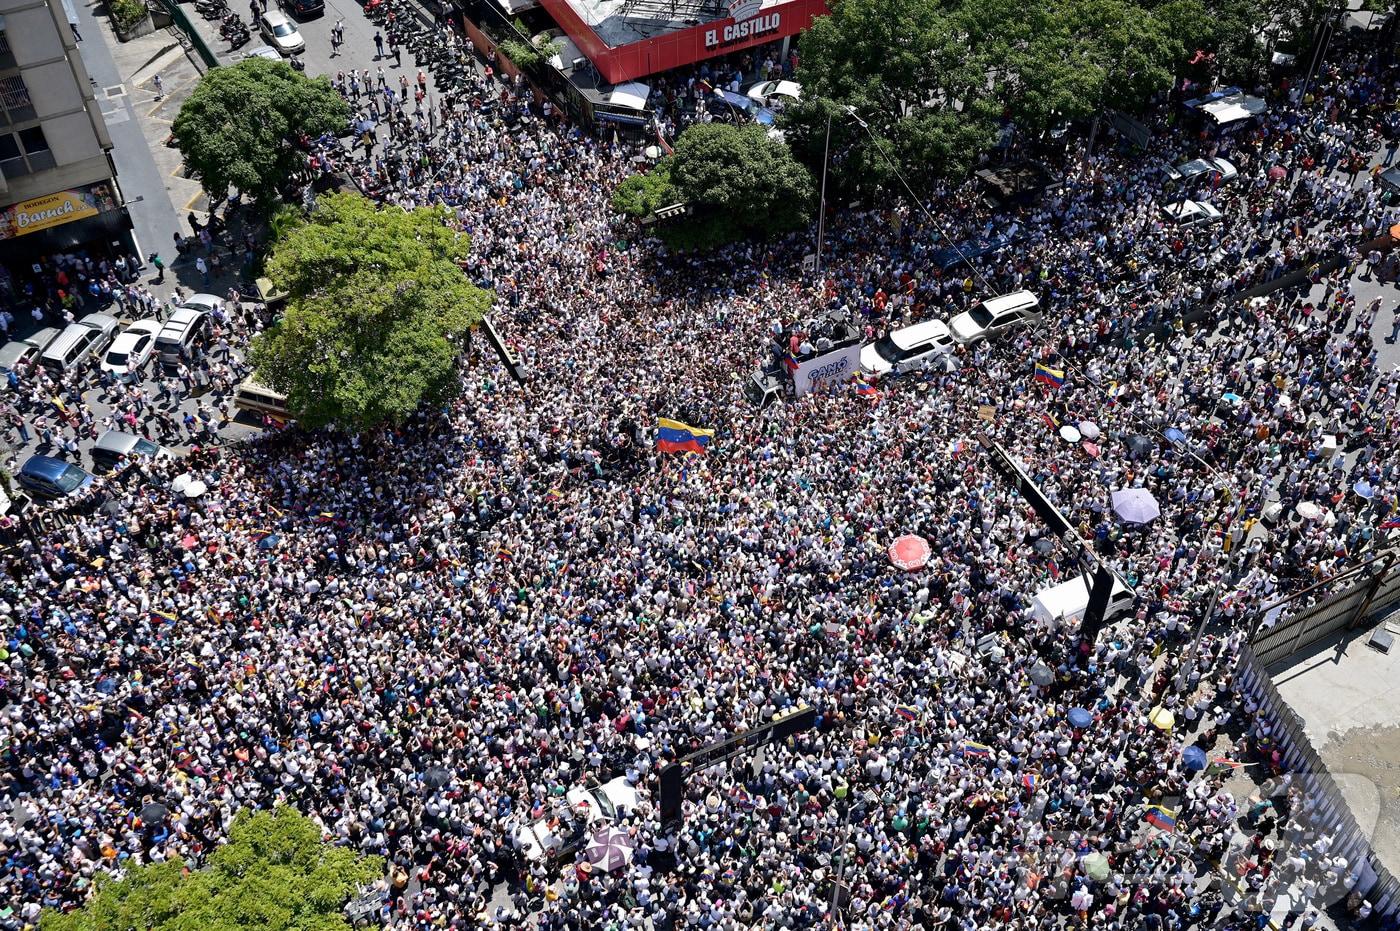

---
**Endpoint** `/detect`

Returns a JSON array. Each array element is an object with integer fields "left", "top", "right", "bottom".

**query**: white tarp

[
  {"left": 792, "top": 344, "right": 862, "bottom": 397},
  {"left": 609, "top": 82, "right": 652, "bottom": 111}
]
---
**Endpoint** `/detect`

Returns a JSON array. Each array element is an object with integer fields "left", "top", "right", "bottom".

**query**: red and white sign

[{"left": 539, "top": 0, "right": 827, "bottom": 85}]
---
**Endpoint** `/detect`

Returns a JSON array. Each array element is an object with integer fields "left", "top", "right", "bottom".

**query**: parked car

[
  {"left": 259, "top": 11, "right": 305, "bottom": 54},
  {"left": 277, "top": 0, "right": 324, "bottom": 18},
  {"left": 1169, "top": 156, "right": 1237, "bottom": 186},
  {"left": 513, "top": 776, "right": 644, "bottom": 862},
  {"left": 949, "top": 291, "right": 1043, "bottom": 345},
  {"left": 155, "top": 307, "right": 210, "bottom": 369},
  {"left": 0, "top": 333, "right": 54, "bottom": 389},
  {"left": 240, "top": 44, "right": 282, "bottom": 61},
  {"left": 860, "top": 320, "right": 956, "bottom": 375},
  {"left": 91, "top": 430, "right": 172, "bottom": 473},
  {"left": 17, "top": 455, "right": 94, "bottom": 499},
  {"left": 179, "top": 292, "right": 225, "bottom": 316},
  {"left": 1161, "top": 199, "right": 1224, "bottom": 227},
  {"left": 745, "top": 79, "right": 801, "bottom": 108},
  {"left": 40, "top": 314, "right": 120, "bottom": 373},
  {"left": 100, "top": 319, "right": 162, "bottom": 382}
]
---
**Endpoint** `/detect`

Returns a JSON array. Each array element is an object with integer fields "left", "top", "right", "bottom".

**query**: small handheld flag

[
  {"left": 1034, "top": 362, "right": 1066, "bottom": 389},
  {"left": 893, "top": 704, "right": 919, "bottom": 722},
  {"left": 1022, "top": 772, "right": 1039, "bottom": 791},
  {"left": 1144, "top": 805, "right": 1177, "bottom": 832}
]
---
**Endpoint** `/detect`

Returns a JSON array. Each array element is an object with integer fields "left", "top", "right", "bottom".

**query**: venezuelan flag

[
  {"left": 962, "top": 741, "right": 992, "bottom": 758},
  {"left": 1034, "top": 362, "right": 1066, "bottom": 389},
  {"left": 1144, "top": 805, "right": 1177, "bottom": 832},
  {"left": 893, "top": 704, "right": 919, "bottom": 722},
  {"left": 1022, "top": 772, "right": 1039, "bottom": 790},
  {"left": 656, "top": 418, "right": 715, "bottom": 455}
]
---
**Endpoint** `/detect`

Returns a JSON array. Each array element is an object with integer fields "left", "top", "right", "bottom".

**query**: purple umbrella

[
  {"left": 1111, "top": 488, "right": 1161, "bottom": 524},
  {"left": 586, "top": 826, "right": 635, "bottom": 872}
]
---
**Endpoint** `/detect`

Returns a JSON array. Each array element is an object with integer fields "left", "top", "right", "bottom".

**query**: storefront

[
  {"left": 0, "top": 181, "right": 135, "bottom": 265},
  {"left": 535, "top": 0, "right": 827, "bottom": 86}
]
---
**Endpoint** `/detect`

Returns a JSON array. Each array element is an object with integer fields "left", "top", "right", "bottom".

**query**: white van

[
  {"left": 232, "top": 378, "right": 291, "bottom": 420},
  {"left": 1031, "top": 571, "right": 1134, "bottom": 628}
]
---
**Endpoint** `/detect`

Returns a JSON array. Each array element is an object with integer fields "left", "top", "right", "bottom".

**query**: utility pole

[{"left": 815, "top": 107, "right": 833, "bottom": 276}]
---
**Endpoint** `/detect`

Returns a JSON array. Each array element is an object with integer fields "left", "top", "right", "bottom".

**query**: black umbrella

[
  {"left": 140, "top": 802, "right": 168, "bottom": 823},
  {"left": 1125, "top": 434, "right": 1153, "bottom": 458},
  {"left": 423, "top": 767, "right": 452, "bottom": 790}
]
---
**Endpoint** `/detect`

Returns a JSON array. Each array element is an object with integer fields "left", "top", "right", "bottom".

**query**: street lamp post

[{"left": 815, "top": 107, "right": 833, "bottom": 277}]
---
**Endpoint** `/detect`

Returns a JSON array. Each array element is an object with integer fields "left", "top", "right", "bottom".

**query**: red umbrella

[{"left": 889, "top": 534, "right": 932, "bottom": 571}]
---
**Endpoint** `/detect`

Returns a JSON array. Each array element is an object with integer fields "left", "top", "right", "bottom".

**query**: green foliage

[
  {"left": 610, "top": 163, "right": 676, "bottom": 219},
  {"left": 172, "top": 58, "right": 350, "bottom": 206},
  {"left": 612, "top": 124, "right": 814, "bottom": 250},
  {"left": 40, "top": 808, "right": 382, "bottom": 931},
  {"left": 108, "top": 0, "right": 148, "bottom": 33},
  {"left": 250, "top": 193, "right": 493, "bottom": 431},
  {"left": 786, "top": 0, "right": 1219, "bottom": 193},
  {"left": 498, "top": 20, "right": 562, "bottom": 71}
]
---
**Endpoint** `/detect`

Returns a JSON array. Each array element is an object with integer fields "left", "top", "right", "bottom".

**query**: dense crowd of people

[{"left": 3, "top": 13, "right": 1400, "bottom": 931}]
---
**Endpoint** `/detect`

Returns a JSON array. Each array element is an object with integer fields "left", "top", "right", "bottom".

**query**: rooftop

[
  {"left": 1269, "top": 613, "right": 1400, "bottom": 876},
  {"left": 564, "top": 0, "right": 776, "bottom": 48}
]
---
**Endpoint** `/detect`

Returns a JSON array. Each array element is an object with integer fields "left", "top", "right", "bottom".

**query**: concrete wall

[{"left": 0, "top": 0, "right": 115, "bottom": 205}]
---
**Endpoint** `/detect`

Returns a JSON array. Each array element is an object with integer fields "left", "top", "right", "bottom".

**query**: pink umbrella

[
  {"left": 1082, "top": 442, "right": 1101, "bottom": 459},
  {"left": 1268, "top": 164, "right": 1286, "bottom": 181},
  {"left": 889, "top": 534, "right": 932, "bottom": 571}
]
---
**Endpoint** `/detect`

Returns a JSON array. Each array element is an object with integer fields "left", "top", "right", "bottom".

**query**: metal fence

[
  {"left": 1237, "top": 643, "right": 1400, "bottom": 918},
  {"left": 158, "top": 0, "right": 219, "bottom": 71},
  {"left": 1250, "top": 549, "right": 1400, "bottom": 668}
]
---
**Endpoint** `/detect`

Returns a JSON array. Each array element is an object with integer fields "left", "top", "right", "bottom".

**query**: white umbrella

[
  {"left": 1295, "top": 501, "right": 1325, "bottom": 520},
  {"left": 1078, "top": 421, "right": 1101, "bottom": 440},
  {"left": 1059, "top": 425, "right": 1082, "bottom": 443},
  {"left": 171, "top": 472, "right": 194, "bottom": 493},
  {"left": 182, "top": 480, "right": 208, "bottom": 499},
  {"left": 586, "top": 826, "right": 635, "bottom": 872},
  {"left": 1111, "top": 488, "right": 1161, "bottom": 524}
]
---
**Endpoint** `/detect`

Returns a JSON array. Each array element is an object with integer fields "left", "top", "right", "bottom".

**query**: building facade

[{"left": 0, "top": 0, "right": 130, "bottom": 268}]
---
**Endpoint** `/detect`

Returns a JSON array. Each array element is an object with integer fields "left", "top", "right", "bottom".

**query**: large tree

[
  {"left": 612, "top": 123, "right": 815, "bottom": 250},
  {"left": 41, "top": 807, "right": 382, "bottom": 931},
  {"left": 250, "top": 193, "right": 493, "bottom": 430},
  {"left": 784, "top": 0, "right": 1210, "bottom": 193},
  {"left": 172, "top": 58, "right": 349, "bottom": 206}
]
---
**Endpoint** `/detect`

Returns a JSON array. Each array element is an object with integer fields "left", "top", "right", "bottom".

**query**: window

[
  {"left": 0, "top": 17, "right": 14, "bottom": 70},
  {"left": 0, "top": 74, "right": 34, "bottom": 124},
  {"left": 18, "top": 125, "right": 53, "bottom": 170},
  {"left": 0, "top": 131, "right": 24, "bottom": 179}
]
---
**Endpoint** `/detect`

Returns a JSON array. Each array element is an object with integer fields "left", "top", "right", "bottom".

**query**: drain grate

[{"left": 104, "top": 85, "right": 127, "bottom": 98}]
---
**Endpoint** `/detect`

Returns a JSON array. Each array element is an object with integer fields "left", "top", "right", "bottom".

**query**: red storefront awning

[{"left": 539, "top": 0, "right": 829, "bottom": 85}]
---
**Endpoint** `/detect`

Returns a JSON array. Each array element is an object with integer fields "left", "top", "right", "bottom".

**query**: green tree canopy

[
  {"left": 250, "top": 193, "right": 493, "bottom": 430},
  {"left": 611, "top": 123, "right": 815, "bottom": 250},
  {"left": 41, "top": 807, "right": 382, "bottom": 931},
  {"left": 784, "top": 0, "right": 1212, "bottom": 192},
  {"left": 172, "top": 58, "right": 349, "bottom": 206}
]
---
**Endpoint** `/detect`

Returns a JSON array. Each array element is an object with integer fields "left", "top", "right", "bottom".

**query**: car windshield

[
  {"left": 273, "top": 22, "right": 295, "bottom": 36},
  {"left": 55, "top": 465, "right": 87, "bottom": 493},
  {"left": 968, "top": 305, "right": 995, "bottom": 327},
  {"left": 107, "top": 350, "right": 129, "bottom": 366},
  {"left": 589, "top": 789, "right": 617, "bottom": 821},
  {"left": 872, "top": 334, "right": 914, "bottom": 363},
  {"left": 134, "top": 439, "right": 160, "bottom": 456}
]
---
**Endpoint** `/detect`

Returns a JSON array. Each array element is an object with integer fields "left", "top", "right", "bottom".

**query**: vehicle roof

[
  {"left": 22, "top": 455, "right": 79, "bottom": 480},
  {"left": 94, "top": 430, "right": 142, "bottom": 454},
  {"left": 79, "top": 313, "right": 119, "bottom": 330},
  {"left": 0, "top": 340, "right": 39, "bottom": 366},
  {"left": 262, "top": 9, "right": 292, "bottom": 23},
  {"left": 1176, "top": 158, "right": 1214, "bottom": 174},
  {"left": 28, "top": 327, "right": 62, "bottom": 349},
  {"left": 124, "top": 318, "right": 164, "bottom": 335},
  {"left": 180, "top": 293, "right": 224, "bottom": 311},
  {"left": 979, "top": 291, "right": 1040, "bottom": 315},
  {"left": 752, "top": 80, "right": 801, "bottom": 97},
  {"left": 46, "top": 322, "right": 98, "bottom": 351},
  {"left": 890, "top": 319, "right": 952, "bottom": 350}
]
